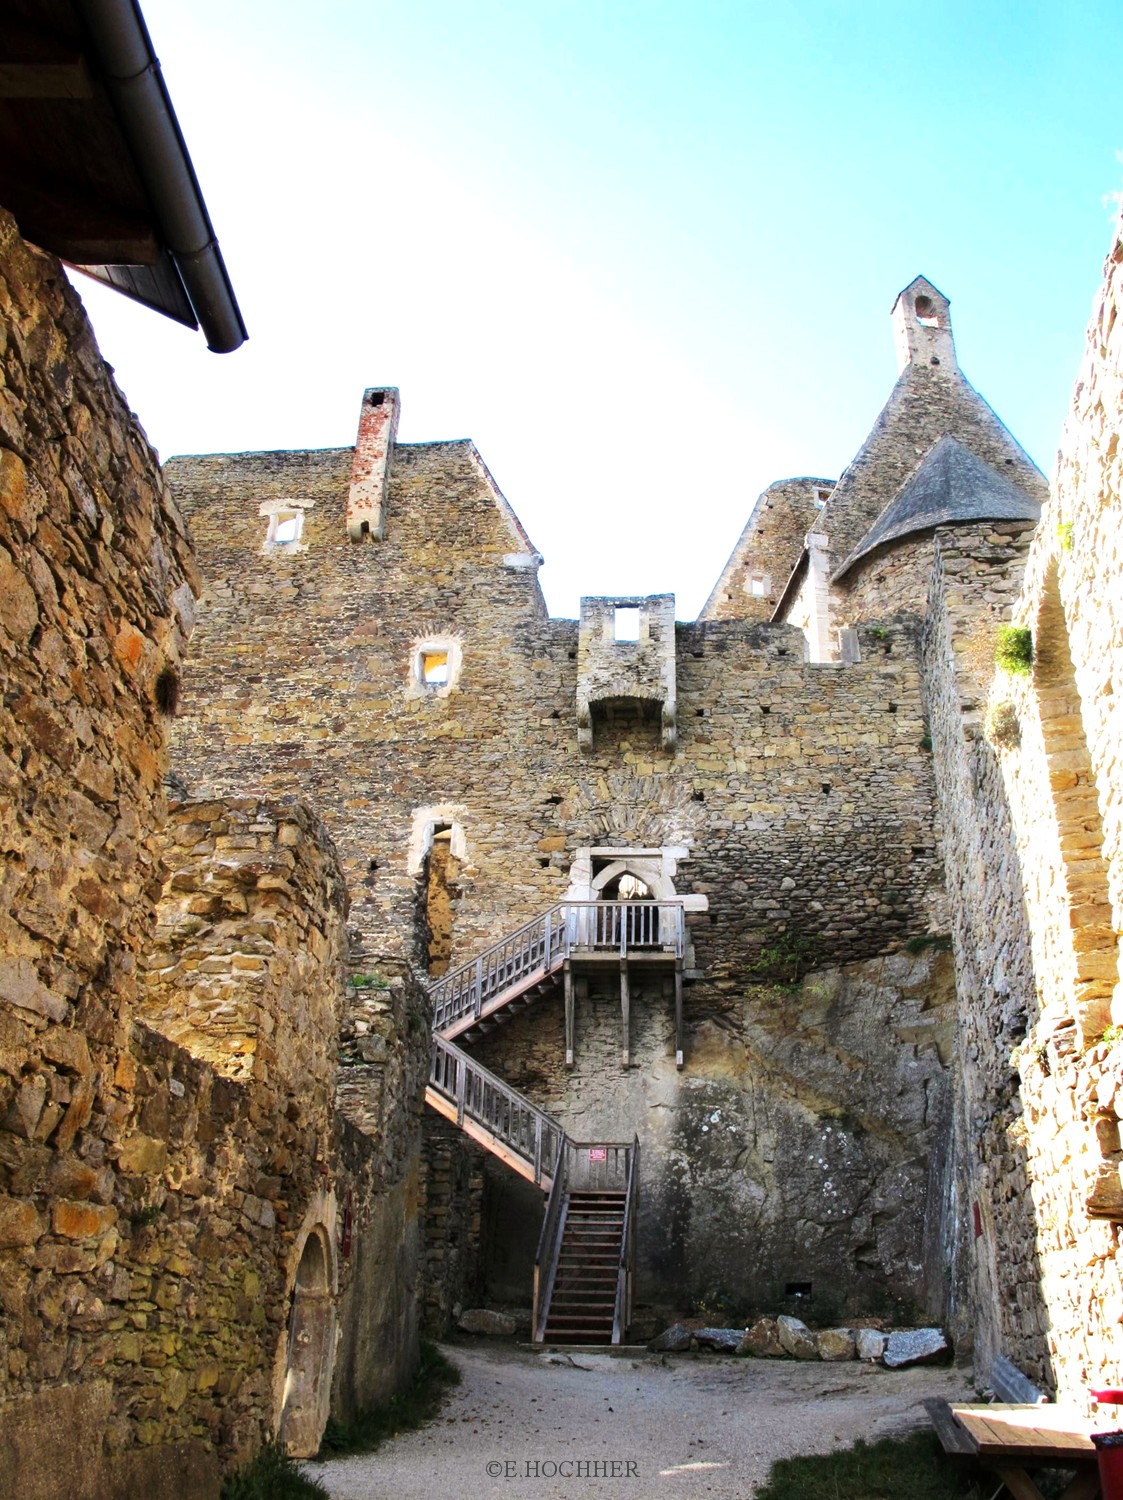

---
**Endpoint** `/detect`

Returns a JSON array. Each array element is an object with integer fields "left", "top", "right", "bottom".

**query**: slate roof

[{"left": 832, "top": 435, "right": 1042, "bottom": 581}]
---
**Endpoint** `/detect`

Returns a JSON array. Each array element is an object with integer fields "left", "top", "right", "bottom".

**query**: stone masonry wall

[
  {"left": 169, "top": 430, "right": 951, "bottom": 1319},
  {"left": 923, "top": 219, "right": 1123, "bottom": 1404},
  {"left": 475, "top": 946, "right": 955, "bottom": 1323},
  {"left": 699, "top": 477, "right": 832, "bottom": 623},
  {"left": 0, "top": 209, "right": 226, "bottom": 1497}
]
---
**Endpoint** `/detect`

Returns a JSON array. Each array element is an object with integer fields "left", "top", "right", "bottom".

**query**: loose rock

[
  {"left": 649, "top": 1322, "right": 693, "bottom": 1353},
  {"left": 738, "top": 1318, "right": 785, "bottom": 1358},
  {"left": 458, "top": 1308, "right": 517, "bottom": 1337},
  {"left": 777, "top": 1315, "right": 819, "bottom": 1360},
  {"left": 817, "top": 1328, "right": 856, "bottom": 1362},
  {"left": 693, "top": 1327, "right": 745, "bottom": 1353},
  {"left": 883, "top": 1328, "right": 949, "bottom": 1368},
  {"left": 856, "top": 1328, "right": 888, "bottom": 1362}
]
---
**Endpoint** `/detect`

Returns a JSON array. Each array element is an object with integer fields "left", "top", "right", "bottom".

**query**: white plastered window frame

[
  {"left": 259, "top": 498, "right": 314, "bottom": 554},
  {"left": 408, "top": 635, "right": 464, "bottom": 698}
]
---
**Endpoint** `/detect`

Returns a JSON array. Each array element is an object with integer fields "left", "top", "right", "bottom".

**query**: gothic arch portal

[{"left": 279, "top": 1225, "right": 336, "bottom": 1457}]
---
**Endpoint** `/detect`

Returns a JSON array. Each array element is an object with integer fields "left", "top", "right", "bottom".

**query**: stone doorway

[{"left": 279, "top": 1227, "right": 336, "bottom": 1457}]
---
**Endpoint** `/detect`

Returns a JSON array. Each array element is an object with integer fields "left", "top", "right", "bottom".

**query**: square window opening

[
  {"left": 421, "top": 651, "right": 450, "bottom": 686},
  {"left": 614, "top": 607, "right": 641, "bottom": 642},
  {"left": 273, "top": 512, "right": 301, "bottom": 545},
  {"left": 750, "top": 576, "right": 766, "bottom": 597}
]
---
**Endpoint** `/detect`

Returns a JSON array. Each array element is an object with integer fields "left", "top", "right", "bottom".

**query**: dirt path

[{"left": 314, "top": 1341, "right": 974, "bottom": 1499}]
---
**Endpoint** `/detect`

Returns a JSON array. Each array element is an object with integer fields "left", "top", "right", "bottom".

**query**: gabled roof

[
  {"left": 832, "top": 436, "right": 1042, "bottom": 581},
  {"left": 812, "top": 362, "right": 1047, "bottom": 573}
]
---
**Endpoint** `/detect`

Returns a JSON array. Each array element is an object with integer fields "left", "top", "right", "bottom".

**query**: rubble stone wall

[
  {"left": 922, "top": 221, "right": 1123, "bottom": 1404},
  {"left": 0, "top": 213, "right": 406, "bottom": 1496},
  {"left": 169, "top": 438, "right": 951, "bottom": 1320}
]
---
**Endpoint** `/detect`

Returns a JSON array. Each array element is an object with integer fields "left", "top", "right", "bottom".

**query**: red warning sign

[{"left": 588, "top": 1147, "right": 607, "bottom": 1162}]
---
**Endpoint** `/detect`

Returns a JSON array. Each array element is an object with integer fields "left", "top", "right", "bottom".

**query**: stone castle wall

[
  {"left": 168, "top": 433, "right": 954, "bottom": 1319},
  {"left": 699, "top": 477, "right": 832, "bottom": 624},
  {"left": 0, "top": 211, "right": 411, "bottom": 1496},
  {"left": 922, "top": 220, "right": 1123, "bottom": 1402}
]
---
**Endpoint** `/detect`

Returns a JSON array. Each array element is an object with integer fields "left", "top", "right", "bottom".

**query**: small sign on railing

[{"left": 588, "top": 1147, "right": 607, "bottom": 1163}]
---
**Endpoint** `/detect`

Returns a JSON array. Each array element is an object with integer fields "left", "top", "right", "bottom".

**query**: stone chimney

[
  {"left": 346, "top": 387, "right": 400, "bottom": 541},
  {"left": 891, "top": 277, "right": 957, "bottom": 376}
]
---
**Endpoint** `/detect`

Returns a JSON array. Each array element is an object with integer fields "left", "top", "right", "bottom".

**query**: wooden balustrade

[{"left": 430, "top": 901, "right": 685, "bottom": 1035}]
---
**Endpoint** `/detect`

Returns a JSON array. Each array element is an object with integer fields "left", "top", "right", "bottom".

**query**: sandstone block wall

[
  {"left": 923, "top": 219, "right": 1123, "bottom": 1403},
  {"left": 0, "top": 211, "right": 403, "bottom": 1495}
]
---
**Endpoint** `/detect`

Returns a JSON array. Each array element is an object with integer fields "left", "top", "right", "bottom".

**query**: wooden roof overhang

[{"left": 0, "top": 0, "right": 246, "bottom": 350}]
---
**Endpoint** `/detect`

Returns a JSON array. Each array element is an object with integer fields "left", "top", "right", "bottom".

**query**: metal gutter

[{"left": 75, "top": 0, "right": 247, "bottom": 352}]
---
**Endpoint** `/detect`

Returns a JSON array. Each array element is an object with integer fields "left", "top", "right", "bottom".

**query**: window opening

[
  {"left": 614, "top": 607, "right": 641, "bottom": 642},
  {"left": 274, "top": 513, "right": 300, "bottom": 544},
  {"left": 749, "top": 576, "right": 766, "bottom": 596},
  {"left": 423, "top": 825, "right": 458, "bottom": 975},
  {"left": 421, "top": 651, "right": 449, "bottom": 686},
  {"left": 816, "top": 488, "right": 831, "bottom": 507},
  {"left": 914, "top": 294, "right": 940, "bottom": 328}
]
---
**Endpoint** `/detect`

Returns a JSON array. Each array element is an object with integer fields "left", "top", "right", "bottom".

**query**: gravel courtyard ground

[{"left": 314, "top": 1340, "right": 974, "bottom": 1500}]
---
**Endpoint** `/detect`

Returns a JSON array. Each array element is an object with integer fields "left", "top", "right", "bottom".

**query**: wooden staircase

[
  {"left": 425, "top": 902, "right": 656, "bottom": 1343},
  {"left": 543, "top": 1190, "right": 627, "bottom": 1344}
]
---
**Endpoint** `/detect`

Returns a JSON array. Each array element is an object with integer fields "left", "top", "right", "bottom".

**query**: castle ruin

[{"left": 1, "top": 20, "right": 1123, "bottom": 1490}]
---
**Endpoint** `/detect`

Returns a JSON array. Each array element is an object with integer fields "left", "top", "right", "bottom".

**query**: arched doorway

[{"left": 279, "top": 1227, "right": 336, "bottom": 1457}]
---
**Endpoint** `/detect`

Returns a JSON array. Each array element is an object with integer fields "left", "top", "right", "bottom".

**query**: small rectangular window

[
  {"left": 750, "top": 576, "right": 765, "bottom": 596},
  {"left": 614, "top": 607, "right": 640, "bottom": 642},
  {"left": 421, "top": 651, "right": 449, "bottom": 685},
  {"left": 274, "top": 514, "right": 300, "bottom": 544}
]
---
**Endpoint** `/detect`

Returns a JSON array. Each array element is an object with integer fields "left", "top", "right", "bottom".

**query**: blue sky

[{"left": 74, "top": 1, "right": 1122, "bottom": 618}]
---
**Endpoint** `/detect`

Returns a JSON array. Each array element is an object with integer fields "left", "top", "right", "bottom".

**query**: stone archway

[
  {"left": 590, "top": 856, "right": 675, "bottom": 902},
  {"left": 279, "top": 1227, "right": 336, "bottom": 1457}
]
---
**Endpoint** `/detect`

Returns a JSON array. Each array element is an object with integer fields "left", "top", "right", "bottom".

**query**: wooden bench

[{"left": 924, "top": 1399, "right": 1102, "bottom": 1500}]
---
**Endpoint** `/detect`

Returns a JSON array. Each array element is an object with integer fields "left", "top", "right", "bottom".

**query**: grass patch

[
  {"left": 904, "top": 934, "right": 953, "bottom": 956},
  {"left": 317, "top": 1340, "right": 460, "bottom": 1457},
  {"left": 221, "top": 1443, "right": 328, "bottom": 1500},
  {"left": 746, "top": 928, "right": 821, "bottom": 987},
  {"left": 754, "top": 1430, "right": 986, "bottom": 1500},
  {"left": 994, "top": 624, "right": 1033, "bottom": 676}
]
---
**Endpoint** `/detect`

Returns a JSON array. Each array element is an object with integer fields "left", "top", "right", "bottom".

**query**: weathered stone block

[
  {"left": 883, "top": 1328, "right": 948, "bottom": 1368},
  {"left": 817, "top": 1328, "right": 857, "bottom": 1361},
  {"left": 457, "top": 1307, "right": 517, "bottom": 1336},
  {"left": 777, "top": 1315, "right": 819, "bottom": 1359},
  {"left": 649, "top": 1322, "right": 693, "bottom": 1352}
]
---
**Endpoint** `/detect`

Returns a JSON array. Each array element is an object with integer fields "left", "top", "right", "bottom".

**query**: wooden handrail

[
  {"left": 428, "top": 1034, "right": 564, "bottom": 1191},
  {"left": 430, "top": 901, "right": 685, "bottom": 1035},
  {"left": 532, "top": 1134, "right": 568, "bottom": 1342},
  {"left": 612, "top": 1135, "right": 639, "bottom": 1346}
]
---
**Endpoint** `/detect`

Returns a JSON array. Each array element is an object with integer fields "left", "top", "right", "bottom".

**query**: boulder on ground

[
  {"left": 693, "top": 1327, "right": 744, "bottom": 1353},
  {"left": 817, "top": 1328, "right": 856, "bottom": 1361},
  {"left": 457, "top": 1308, "right": 517, "bottom": 1337},
  {"left": 738, "top": 1318, "right": 784, "bottom": 1358},
  {"left": 856, "top": 1328, "right": 888, "bottom": 1362},
  {"left": 777, "top": 1314, "right": 819, "bottom": 1360},
  {"left": 649, "top": 1322, "right": 693, "bottom": 1353},
  {"left": 883, "top": 1328, "right": 949, "bottom": 1368}
]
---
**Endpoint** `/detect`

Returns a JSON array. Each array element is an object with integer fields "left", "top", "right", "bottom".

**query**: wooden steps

[
  {"left": 458, "top": 975, "right": 560, "bottom": 1044},
  {"left": 543, "top": 1190, "right": 626, "bottom": 1345}
]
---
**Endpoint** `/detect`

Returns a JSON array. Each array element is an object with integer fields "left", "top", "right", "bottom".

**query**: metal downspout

[{"left": 75, "top": 0, "right": 248, "bottom": 352}]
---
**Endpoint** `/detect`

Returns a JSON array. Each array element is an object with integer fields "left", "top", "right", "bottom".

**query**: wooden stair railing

[
  {"left": 427, "top": 907, "right": 659, "bottom": 1345},
  {"left": 532, "top": 1139, "right": 637, "bottom": 1345},
  {"left": 426, "top": 1034, "right": 563, "bottom": 1190},
  {"left": 430, "top": 900, "right": 684, "bottom": 1040},
  {"left": 612, "top": 1136, "right": 639, "bottom": 1346}
]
